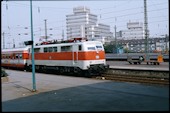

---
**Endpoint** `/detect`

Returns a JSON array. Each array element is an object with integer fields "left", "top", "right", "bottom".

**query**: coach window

[
  {"left": 49, "top": 47, "right": 53, "bottom": 52},
  {"left": 53, "top": 47, "right": 57, "bottom": 52},
  {"left": 19, "top": 54, "right": 22, "bottom": 59},
  {"left": 7, "top": 55, "right": 9, "bottom": 59},
  {"left": 2, "top": 54, "right": 5, "bottom": 59},
  {"left": 9, "top": 54, "right": 11, "bottom": 59},
  {"left": 12, "top": 54, "right": 15, "bottom": 59},
  {"left": 15, "top": 54, "right": 19, "bottom": 59}
]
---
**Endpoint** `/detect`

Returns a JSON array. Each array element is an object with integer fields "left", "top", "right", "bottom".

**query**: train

[{"left": 1, "top": 38, "right": 109, "bottom": 77}]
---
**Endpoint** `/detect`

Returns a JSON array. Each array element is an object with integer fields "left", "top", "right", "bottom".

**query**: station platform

[
  {"left": 109, "top": 65, "right": 169, "bottom": 71},
  {"left": 107, "top": 61, "right": 169, "bottom": 71},
  {"left": 2, "top": 69, "right": 169, "bottom": 111}
]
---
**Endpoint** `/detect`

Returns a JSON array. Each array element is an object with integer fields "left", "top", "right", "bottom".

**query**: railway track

[
  {"left": 95, "top": 74, "right": 169, "bottom": 86},
  {"left": 3, "top": 68, "right": 169, "bottom": 85}
]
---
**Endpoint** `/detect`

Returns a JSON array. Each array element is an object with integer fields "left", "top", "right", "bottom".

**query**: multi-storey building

[
  {"left": 117, "top": 21, "right": 147, "bottom": 40},
  {"left": 66, "top": 6, "right": 113, "bottom": 43},
  {"left": 116, "top": 36, "right": 169, "bottom": 53}
]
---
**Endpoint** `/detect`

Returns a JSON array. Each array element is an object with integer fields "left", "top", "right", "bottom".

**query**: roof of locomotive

[
  {"left": 2, "top": 46, "right": 30, "bottom": 53},
  {"left": 34, "top": 40, "right": 103, "bottom": 48},
  {"left": 2, "top": 40, "right": 103, "bottom": 53}
]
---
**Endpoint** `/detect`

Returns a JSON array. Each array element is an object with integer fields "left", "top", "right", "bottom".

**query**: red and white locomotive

[{"left": 1, "top": 38, "right": 109, "bottom": 76}]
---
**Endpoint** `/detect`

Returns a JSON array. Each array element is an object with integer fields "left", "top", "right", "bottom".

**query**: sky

[{"left": 1, "top": 0, "right": 169, "bottom": 49}]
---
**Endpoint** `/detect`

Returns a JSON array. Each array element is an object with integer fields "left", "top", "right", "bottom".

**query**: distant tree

[
  {"left": 104, "top": 44, "right": 116, "bottom": 53},
  {"left": 104, "top": 44, "right": 122, "bottom": 53},
  {"left": 124, "top": 48, "right": 129, "bottom": 53}
]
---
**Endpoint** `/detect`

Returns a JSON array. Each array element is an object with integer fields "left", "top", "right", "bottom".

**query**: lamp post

[
  {"left": 114, "top": 25, "right": 117, "bottom": 54},
  {"left": 30, "top": 0, "right": 36, "bottom": 92},
  {"left": 44, "top": 19, "right": 47, "bottom": 41}
]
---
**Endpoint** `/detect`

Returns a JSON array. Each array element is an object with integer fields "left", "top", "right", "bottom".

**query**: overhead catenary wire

[
  {"left": 2, "top": 0, "right": 168, "bottom": 45},
  {"left": 2, "top": 7, "right": 167, "bottom": 33},
  {"left": 2, "top": 1, "right": 167, "bottom": 31}
]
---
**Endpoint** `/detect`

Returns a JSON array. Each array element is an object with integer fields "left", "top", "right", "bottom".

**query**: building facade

[
  {"left": 117, "top": 21, "right": 147, "bottom": 40},
  {"left": 115, "top": 37, "right": 169, "bottom": 53},
  {"left": 66, "top": 6, "right": 113, "bottom": 43}
]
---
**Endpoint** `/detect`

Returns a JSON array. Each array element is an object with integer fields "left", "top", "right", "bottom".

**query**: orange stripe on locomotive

[{"left": 28, "top": 51, "right": 105, "bottom": 60}]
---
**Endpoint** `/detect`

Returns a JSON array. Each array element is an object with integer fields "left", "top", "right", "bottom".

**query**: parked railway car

[{"left": 1, "top": 38, "right": 109, "bottom": 76}]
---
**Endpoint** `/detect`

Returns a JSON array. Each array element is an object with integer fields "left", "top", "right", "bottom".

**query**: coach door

[{"left": 72, "top": 44, "right": 79, "bottom": 65}]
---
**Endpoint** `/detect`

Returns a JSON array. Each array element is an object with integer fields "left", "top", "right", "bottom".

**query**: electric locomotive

[{"left": 1, "top": 38, "right": 109, "bottom": 76}]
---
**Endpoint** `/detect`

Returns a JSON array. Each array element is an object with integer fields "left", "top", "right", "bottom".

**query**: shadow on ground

[{"left": 2, "top": 81, "right": 169, "bottom": 112}]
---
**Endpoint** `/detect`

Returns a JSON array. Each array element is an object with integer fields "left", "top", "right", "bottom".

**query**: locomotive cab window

[
  {"left": 96, "top": 45, "right": 103, "bottom": 50},
  {"left": 96, "top": 45, "right": 102, "bottom": 49},
  {"left": 87, "top": 47, "right": 96, "bottom": 50}
]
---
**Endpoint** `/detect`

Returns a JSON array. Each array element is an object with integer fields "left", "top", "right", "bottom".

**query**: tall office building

[
  {"left": 118, "top": 21, "right": 147, "bottom": 40},
  {"left": 66, "top": 6, "right": 113, "bottom": 43}
]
